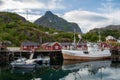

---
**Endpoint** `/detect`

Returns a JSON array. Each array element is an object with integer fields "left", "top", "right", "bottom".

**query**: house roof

[
  {"left": 61, "top": 42, "right": 72, "bottom": 46},
  {"left": 42, "top": 42, "right": 61, "bottom": 46},
  {"left": 106, "top": 35, "right": 116, "bottom": 40},
  {"left": 42, "top": 43, "right": 49, "bottom": 46},
  {"left": 21, "top": 42, "right": 39, "bottom": 46},
  {"left": 48, "top": 42, "right": 61, "bottom": 46}
]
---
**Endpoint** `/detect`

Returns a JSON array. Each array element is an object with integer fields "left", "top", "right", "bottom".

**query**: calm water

[{"left": 0, "top": 60, "right": 120, "bottom": 80}]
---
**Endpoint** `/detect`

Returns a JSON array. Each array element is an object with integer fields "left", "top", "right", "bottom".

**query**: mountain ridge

[
  {"left": 0, "top": 12, "right": 57, "bottom": 46},
  {"left": 0, "top": 12, "right": 78, "bottom": 46},
  {"left": 34, "top": 11, "right": 82, "bottom": 33},
  {"left": 89, "top": 25, "right": 120, "bottom": 32}
]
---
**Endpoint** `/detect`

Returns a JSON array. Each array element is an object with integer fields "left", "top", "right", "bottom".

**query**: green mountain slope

[
  {"left": 82, "top": 25, "right": 120, "bottom": 42},
  {"left": 0, "top": 12, "right": 55, "bottom": 46},
  {"left": 34, "top": 11, "right": 81, "bottom": 33},
  {"left": 0, "top": 12, "right": 76, "bottom": 46}
]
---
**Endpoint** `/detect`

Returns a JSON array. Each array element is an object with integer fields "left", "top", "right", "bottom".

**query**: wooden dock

[
  {"left": 1, "top": 49, "right": 120, "bottom": 64},
  {"left": 0, "top": 50, "right": 63, "bottom": 65},
  {"left": 111, "top": 49, "right": 120, "bottom": 62}
]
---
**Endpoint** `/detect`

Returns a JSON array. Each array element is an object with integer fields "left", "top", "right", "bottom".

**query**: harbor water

[{"left": 0, "top": 60, "right": 120, "bottom": 80}]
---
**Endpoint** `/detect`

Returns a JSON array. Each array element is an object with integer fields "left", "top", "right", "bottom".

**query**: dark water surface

[{"left": 0, "top": 60, "right": 120, "bottom": 80}]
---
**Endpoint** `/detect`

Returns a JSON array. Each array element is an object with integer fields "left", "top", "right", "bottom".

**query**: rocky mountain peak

[
  {"left": 34, "top": 11, "right": 82, "bottom": 33},
  {"left": 45, "top": 11, "right": 54, "bottom": 16}
]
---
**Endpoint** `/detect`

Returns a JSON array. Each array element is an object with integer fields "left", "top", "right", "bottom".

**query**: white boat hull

[
  {"left": 11, "top": 63, "right": 36, "bottom": 69},
  {"left": 10, "top": 57, "right": 50, "bottom": 69},
  {"left": 62, "top": 49, "right": 111, "bottom": 61}
]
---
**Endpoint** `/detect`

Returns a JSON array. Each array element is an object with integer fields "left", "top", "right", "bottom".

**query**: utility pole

[
  {"left": 26, "top": 9, "right": 28, "bottom": 20},
  {"left": 98, "top": 32, "right": 101, "bottom": 42}
]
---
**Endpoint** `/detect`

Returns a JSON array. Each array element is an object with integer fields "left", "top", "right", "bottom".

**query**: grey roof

[
  {"left": 42, "top": 42, "right": 61, "bottom": 46},
  {"left": 21, "top": 42, "right": 40, "bottom": 46},
  {"left": 61, "top": 42, "right": 72, "bottom": 46},
  {"left": 61, "top": 42, "right": 86, "bottom": 46}
]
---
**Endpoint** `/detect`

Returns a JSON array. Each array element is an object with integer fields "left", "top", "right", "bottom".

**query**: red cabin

[
  {"left": 21, "top": 42, "right": 40, "bottom": 51},
  {"left": 42, "top": 42, "right": 62, "bottom": 50},
  {"left": 61, "top": 42, "right": 72, "bottom": 49}
]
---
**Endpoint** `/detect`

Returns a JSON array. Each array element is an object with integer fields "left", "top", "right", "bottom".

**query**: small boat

[
  {"left": 42, "top": 57, "right": 50, "bottom": 64},
  {"left": 10, "top": 53, "right": 50, "bottom": 69},
  {"left": 10, "top": 57, "right": 35, "bottom": 69},
  {"left": 10, "top": 57, "right": 43, "bottom": 69}
]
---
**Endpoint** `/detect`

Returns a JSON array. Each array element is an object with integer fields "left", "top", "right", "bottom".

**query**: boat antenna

[
  {"left": 26, "top": 9, "right": 28, "bottom": 20},
  {"left": 73, "top": 28, "right": 76, "bottom": 48},
  {"left": 98, "top": 32, "right": 101, "bottom": 42}
]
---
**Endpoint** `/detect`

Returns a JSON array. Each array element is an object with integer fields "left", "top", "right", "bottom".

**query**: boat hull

[
  {"left": 62, "top": 53, "right": 110, "bottom": 61},
  {"left": 11, "top": 64, "right": 36, "bottom": 69},
  {"left": 62, "top": 49, "right": 111, "bottom": 61}
]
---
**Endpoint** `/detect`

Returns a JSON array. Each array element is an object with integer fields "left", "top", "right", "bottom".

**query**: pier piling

[{"left": 111, "top": 49, "right": 120, "bottom": 62}]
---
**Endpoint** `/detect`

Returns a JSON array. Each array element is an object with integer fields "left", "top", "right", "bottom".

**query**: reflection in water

[
  {"left": 0, "top": 60, "right": 120, "bottom": 80},
  {"left": 62, "top": 60, "right": 111, "bottom": 80}
]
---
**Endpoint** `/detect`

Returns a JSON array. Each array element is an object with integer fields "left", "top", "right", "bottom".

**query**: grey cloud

[
  {"left": 0, "top": 0, "right": 3, "bottom": 5},
  {"left": 82, "top": 15, "right": 108, "bottom": 22}
]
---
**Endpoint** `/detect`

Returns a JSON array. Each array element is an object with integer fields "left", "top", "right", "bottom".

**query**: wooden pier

[
  {"left": 0, "top": 50, "right": 63, "bottom": 65},
  {"left": 111, "top": 49, "right": 120, "bottom": 62},
  {"left": 1, "top": 49, "right": 120, "bottom": 64}
]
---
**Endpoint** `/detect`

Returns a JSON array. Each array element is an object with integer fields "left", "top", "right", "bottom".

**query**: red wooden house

[
  {"left": 61, "top": 42, "right": 87, "bottom": 50},
  {"left": 21, "top": 41, "right": 40, "bottom": 51},
  {"left": 61, "top": 42, "right": 72, "bottom": 49},
  {"left": 41, "top": 42, "right": 62, "bottom": 50}
]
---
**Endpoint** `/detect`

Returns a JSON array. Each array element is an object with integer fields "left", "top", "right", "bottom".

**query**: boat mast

[
  {"left": 74, "top": 29, "right": 76, "bottom": 44},
  {"left": 73, "top": 29, "right": 76, "bottom": 48},
  {"left": 26, "top": 9, "right": 28, "bottom": 20},
  {"left": 98, "top": 32, "right": 101, "bottom": 42}
]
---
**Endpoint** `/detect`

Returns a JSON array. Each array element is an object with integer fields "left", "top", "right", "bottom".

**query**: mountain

[
  {"left": 0, "top": 12, "right": 27, "bottom": 23},
  {"left": 0, "top": 12, "right": 57, "bottom": 46},
  {"left": 86, "top": 25, "right": 120, "bottom": 41},
  {"left": 90, "top": 25, "right": 120, "bottom": 32},
  {"left": 34, "top": 11, "right": 81, "bottom": 33},
  {"left": 0, "top": 12, "right": 79, "bottom": 46},
  {"left": 104, "top": 25, "right": 120, "bottom": 30}
]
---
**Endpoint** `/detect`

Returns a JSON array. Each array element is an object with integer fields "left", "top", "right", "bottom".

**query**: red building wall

[
  {"left": 51, "top": 43, "right": 61, "bottom": 50},
  {"left": 42, "top": 42, "right": 61, "bottom": 50}
]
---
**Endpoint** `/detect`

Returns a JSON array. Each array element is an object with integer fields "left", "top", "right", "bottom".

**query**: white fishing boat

[
  {"left": 62, "top": 43, "right": 111, "bottom": 60},
  {"left": 62, "top": 31, "right": 111, "bottom": 60}
]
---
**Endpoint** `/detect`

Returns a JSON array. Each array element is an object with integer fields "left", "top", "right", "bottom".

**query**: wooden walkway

[
  {"left": 1, "top": 49, "right": 120, "bottom": 64},
  {"left": 0, "top": 50, "right": 63, "bottom": 65},
  {"left": 111, "top": 49, "right": 120, "bottom": 62}
]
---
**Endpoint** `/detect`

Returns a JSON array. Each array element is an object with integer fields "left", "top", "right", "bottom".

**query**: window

[
  {"left": 24, "top": 46, "right": 27, "bottom": 48},
  {"left": 55, "top": 45, "right": 59, "bottom": 49}
]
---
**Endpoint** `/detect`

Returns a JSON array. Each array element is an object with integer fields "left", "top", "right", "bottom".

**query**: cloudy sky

[{"left": 0, "top": 0, "right": 120, "bottom": 33}]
